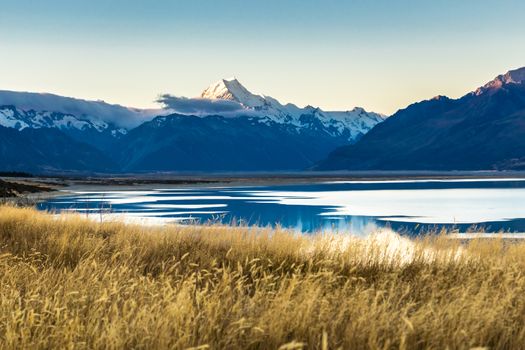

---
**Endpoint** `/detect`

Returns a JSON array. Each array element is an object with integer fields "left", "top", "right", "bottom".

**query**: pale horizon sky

[{"left": 1, "top": 0, "right": 524, "bottom": 115}]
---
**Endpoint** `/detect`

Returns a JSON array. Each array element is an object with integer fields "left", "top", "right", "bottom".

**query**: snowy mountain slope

[
  {"left": 0, "top": 90, "right": 169, "bottom": 151},
  {"left": 0, "top": 105, "right": 129, "bottom": 151},
  {"left": 0, "top": 90, "right": 165, "bottom": 129},
  {"left": 0, "top": 105, "right": 125, "bottom": 134},
  {"left": 201, "top": 78, "right": 267, "bottom": 108}
]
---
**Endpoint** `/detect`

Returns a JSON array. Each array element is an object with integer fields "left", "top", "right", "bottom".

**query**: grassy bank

[
  {"left": 1, "top": 206, "right": 525, "bottom": 349},
  {"left": 0, "top": 179, "right": 53, "bottom": 198}
]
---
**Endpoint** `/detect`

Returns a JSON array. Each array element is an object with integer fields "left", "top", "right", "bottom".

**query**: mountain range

[
  {"left": 3, "top": 67, "right": 525, "bottom": 174},
  {"left": 316, "top": 67, "right": 525, "bottom": 171},
  {"left": 0, "top": 79, "right": 384, "bottom": 173}
]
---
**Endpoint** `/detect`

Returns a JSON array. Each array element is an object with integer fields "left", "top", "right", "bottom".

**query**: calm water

[{"left": 38, "top": 178, "right": 525, "bottom": 236}]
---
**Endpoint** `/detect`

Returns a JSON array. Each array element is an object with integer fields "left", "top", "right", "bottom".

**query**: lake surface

[{"left": 38, "top": 178, "right": 525, "bottom": 236}]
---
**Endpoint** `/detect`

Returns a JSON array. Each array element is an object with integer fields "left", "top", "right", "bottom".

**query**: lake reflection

[{"left": 38, "top": 178, "right": 525, "bottom": 235}]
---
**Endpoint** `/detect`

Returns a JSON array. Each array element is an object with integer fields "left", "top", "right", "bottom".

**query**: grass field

[{"left": 1, "top": 205, "right": 525, "bottom": 349}]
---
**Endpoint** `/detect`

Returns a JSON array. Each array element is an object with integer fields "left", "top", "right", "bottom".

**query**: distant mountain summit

[
  {"left": 201, "top": 78, "right": 267, "bottom": 108},
  {"left": 475, "top": 66, "right": 525, "bottom": 95},
  {"left": 316, "top": 66, "right": 525, "bottom": 171},
  {"left": 195, "top": 78, "right": 385, "bottom": 141}
]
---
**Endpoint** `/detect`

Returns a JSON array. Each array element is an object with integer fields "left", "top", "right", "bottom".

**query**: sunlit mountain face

[{"left": 317, "top": 67, "right": 525, "bottom": 171}]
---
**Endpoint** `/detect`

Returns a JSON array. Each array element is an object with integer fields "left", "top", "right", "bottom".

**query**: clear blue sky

[{"left": 1, "top": 0, "right": 524, "bottom": 114}]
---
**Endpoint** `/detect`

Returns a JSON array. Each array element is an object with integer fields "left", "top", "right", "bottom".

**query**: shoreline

[{"left": 4, "top": 170, "right": 525, "bottom": 195}]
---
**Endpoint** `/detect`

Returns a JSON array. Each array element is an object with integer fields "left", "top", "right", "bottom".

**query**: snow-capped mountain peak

[
  {"left": 200, "top": 78, "right": 267, "bottom": 108},
  {"left": 198, "top": 78, "right": 386, "bottom": 141},
  {"left": 196, "top": 78, "right": 385, "bottom": 141}
]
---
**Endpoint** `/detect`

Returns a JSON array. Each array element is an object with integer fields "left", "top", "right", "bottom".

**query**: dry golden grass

[{"left": 1, "top": 205, "right": 525, "bottom": 349}]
